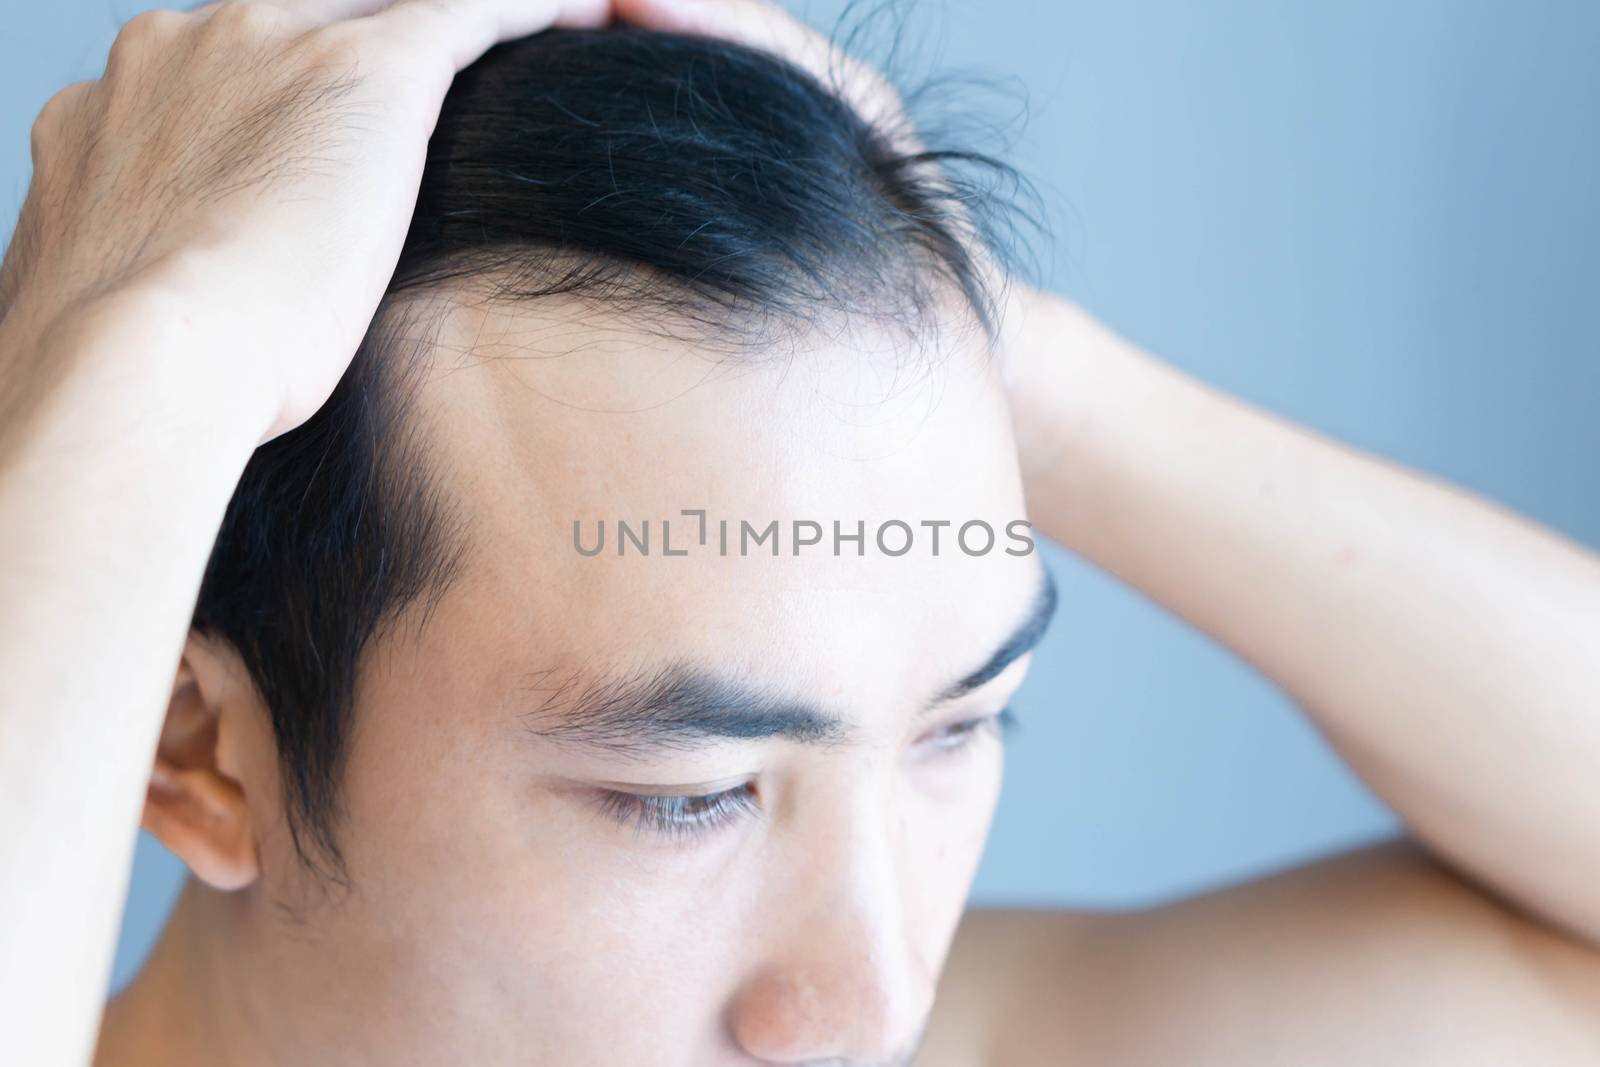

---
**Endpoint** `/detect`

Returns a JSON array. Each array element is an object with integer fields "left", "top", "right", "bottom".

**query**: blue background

[{"left": 3, "top": 0, "right": 1595, "bottom": 994}]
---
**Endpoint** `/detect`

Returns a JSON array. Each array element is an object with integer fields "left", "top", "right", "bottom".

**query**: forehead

[{"left": 399, "top": 291, "right": 1037, "bottom": 717}]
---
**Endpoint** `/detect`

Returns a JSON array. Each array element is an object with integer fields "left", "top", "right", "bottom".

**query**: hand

[{"left": 0, "top": 0, "right": 610, "bottom": 443}]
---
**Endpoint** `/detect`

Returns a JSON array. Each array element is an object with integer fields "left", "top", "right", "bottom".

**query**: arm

[
  {"left": 616, "top": 9, "right": 1595, "bottom": 907},
  {"left": 1004, "top": 287, "right": 1600, "bottom": 944},
  {"left": 932, "top": 841, "right": 1600, "bottom": 1067},
  {"left": 0, "top": 2, "right": 612, "bottom": 1064},
  {"left": 0, "top": 290, "right": 271, "bottom": 1067},
  {"left": 920, "top": 289, "right": 1600, "bottom": 1066}
]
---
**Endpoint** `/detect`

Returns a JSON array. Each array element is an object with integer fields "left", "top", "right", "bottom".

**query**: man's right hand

[
  {"left": 0, "top": 6, "right": 634, "bottom": 1066},
  {"left": 0, "top": 0, "right": 609, "bottom": 444}
]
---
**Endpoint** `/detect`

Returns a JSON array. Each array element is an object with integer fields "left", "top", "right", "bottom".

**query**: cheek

[
  {"left": 308, "top": 780, "right": 750, "bottom": 1055},
  {"left": 900, "top": 743, "right": 1006, "bottom": 932},
  {"left": 911, "top": 740, "right": 1006, "bottom": 852}
]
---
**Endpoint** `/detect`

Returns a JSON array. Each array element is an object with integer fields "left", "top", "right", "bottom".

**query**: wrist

[
  {"left": 1002, "top": 286, "right": 1119, "bottom": 477},
  {"left": 6, "top": 277, "right": 282, "bottom": 453},
  {"left": 0, "top": 283, "right": 279, "bottom": 535},
  {"left": 1000, "top": 288, "right": 1188, "bottom": 548}
]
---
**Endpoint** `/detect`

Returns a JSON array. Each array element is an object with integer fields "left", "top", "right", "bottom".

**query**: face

[{"left": 225, "top": 292, "right": 1048, "bottom": 1066}]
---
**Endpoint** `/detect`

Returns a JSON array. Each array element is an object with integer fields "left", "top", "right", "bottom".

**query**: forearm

[
  {"left": 0, "top": 290, "right": 270, "bottom": 1066},
  {"left": 1009, "top": 288, "right": 1600, "bottom": 942}
]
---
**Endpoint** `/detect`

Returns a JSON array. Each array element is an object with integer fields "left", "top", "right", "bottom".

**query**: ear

[{"left": 142, "top": 630, "right": 262, "bottom": 891}]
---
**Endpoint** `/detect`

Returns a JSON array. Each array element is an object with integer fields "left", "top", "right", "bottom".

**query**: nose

[
  {"left": 729, "top": 931, "right": 931, "bottom": 1065},
  {"left": 727, "top": 852, "right": 933, "bottom": 1064}
]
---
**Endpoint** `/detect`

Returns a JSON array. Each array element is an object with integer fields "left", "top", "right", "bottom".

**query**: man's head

[{"left": 154, "top": 24, "right": 1050, "bottom": 1065}]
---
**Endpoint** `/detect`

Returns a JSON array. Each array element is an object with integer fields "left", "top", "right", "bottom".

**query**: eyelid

[
  {"left": 920, "top": 671, "right": 1025, "bottom": 728},
  {"left": 588, "top": 772, "right": 755, "bottom": 795},
  {"left": 593, "top": 778, "right": 761, "bottom": 842},
  {"left": 916, "top": 706, "right": 1016, "bottom": 752}
]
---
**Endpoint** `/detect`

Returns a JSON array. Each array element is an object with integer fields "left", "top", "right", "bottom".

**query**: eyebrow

[{"left": 517, "top": 567, "right": 1058, "bottom": 761}]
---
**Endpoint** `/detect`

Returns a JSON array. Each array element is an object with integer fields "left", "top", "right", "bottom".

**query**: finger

[
  {"left": 615, "top": 0, "right": 827, "bottom": 69},
  {"left": 550, "top": 0, "right": 612, "bottom": 28},
  {"left": 186, "top": 0, "right": 396, "bottom": 23},
  {"left": 277, "top": 0, "right": 398, "bottom": 19},
  {"left": 188, "top": 0, "right": 606, "bottom": 32},
  {"left": 369, "top": 0, "right": 611, "bottom": 71}
]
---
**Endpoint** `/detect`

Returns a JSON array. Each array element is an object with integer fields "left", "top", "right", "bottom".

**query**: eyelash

[
  {"left": 595, "top": 781, "right": 763, "bottom": 842},
  {"left": 596, "top": 708, "right": 1017, "bottom": 842},
  {"left": 926, "top": 706, "right": 1018, "bottom": 752}
]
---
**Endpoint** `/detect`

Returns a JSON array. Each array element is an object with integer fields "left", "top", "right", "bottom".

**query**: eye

[
  {"left": 922, "top": 707, "right": 1017, "bottom": 754},
  {"left": 595, "top": 780, "right": 761, "bottom": 843}
]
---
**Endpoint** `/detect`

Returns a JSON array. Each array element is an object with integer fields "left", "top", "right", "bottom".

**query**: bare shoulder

[{"left": 918, "top": 839, "right": 1600, "bottom": 1067}]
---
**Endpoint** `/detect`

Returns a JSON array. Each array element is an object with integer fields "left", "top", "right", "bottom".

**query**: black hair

[{"left": 191, "top": 24, "right": 1032, "bottom": 883}]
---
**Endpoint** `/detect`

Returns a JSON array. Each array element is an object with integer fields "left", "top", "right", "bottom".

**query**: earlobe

[
  {"left": 142, "top": 759, "right": 260, "bottom": 891},
  {"left": 140, "top": 635, "right": 263, "bottom": 892}
]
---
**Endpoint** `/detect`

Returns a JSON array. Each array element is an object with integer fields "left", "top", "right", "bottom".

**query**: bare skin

[
  {"left": 1, "top": 1, "right": 1597, "bottom": 1065},
  {"left": 918, "top": 290, "right": 1600, "bottom": 1066}
]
